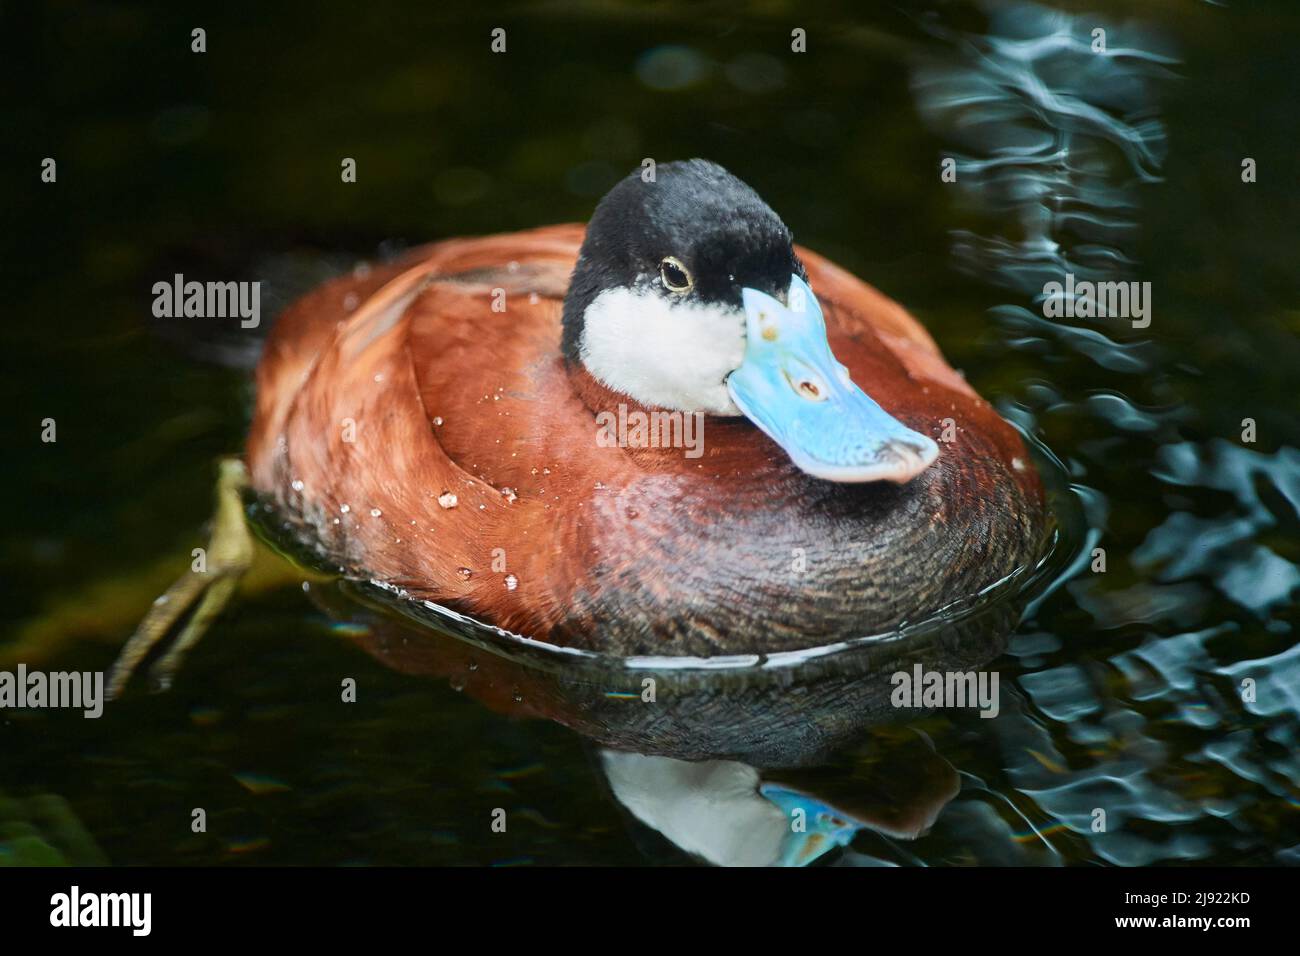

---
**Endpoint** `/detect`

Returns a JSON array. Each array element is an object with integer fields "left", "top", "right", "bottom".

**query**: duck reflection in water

[{"left": 302, "top": 571, "right": 1049, "bottom": 866}]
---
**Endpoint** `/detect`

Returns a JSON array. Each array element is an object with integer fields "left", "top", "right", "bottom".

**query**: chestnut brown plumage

[{"left": 246, "top": 224, "right": 1048, "bottom": 656}]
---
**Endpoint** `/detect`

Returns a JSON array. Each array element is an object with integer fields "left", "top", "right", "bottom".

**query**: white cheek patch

[{"left": 579, "top": 286, "right": 745, "bottom": 415}]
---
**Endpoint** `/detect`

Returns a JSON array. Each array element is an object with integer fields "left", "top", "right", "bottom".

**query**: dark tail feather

[{"left": 146, "top": 235, "right": 413, "bottom": 371}]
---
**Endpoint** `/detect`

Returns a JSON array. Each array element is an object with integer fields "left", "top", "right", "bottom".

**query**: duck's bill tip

[{"left": 788, "top": 436, "right": 940, "bottom": 484}]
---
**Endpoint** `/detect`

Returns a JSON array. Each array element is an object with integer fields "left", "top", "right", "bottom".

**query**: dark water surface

[{"left": 3, "top": 0, "right": 1298, "bottom": 865}]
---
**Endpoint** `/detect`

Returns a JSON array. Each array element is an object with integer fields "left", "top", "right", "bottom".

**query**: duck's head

[{"left": 562, "top": 159, "right": 938, "bottom": 483}]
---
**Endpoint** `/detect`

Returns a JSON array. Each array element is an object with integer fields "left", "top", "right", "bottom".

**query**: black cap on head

[{"left": 562, "top": 159, "right": 806, "bottom": 361}]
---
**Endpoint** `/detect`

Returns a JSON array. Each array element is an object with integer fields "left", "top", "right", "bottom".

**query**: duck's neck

[
  {"left": 564, "top": 361, "right": 784, "bottom": 475},
  {"left": 566, "top": 362, "right": 641, "bottom": 416}
]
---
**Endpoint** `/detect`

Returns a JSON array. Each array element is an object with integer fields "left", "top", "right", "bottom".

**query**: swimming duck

[{"left": 110, "top": 159, "right": 1048, "bottom": 693}]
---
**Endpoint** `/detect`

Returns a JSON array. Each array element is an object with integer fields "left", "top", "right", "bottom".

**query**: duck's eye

[{"left": 659, "top": 256, "right": 693, "bottom": 294}]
